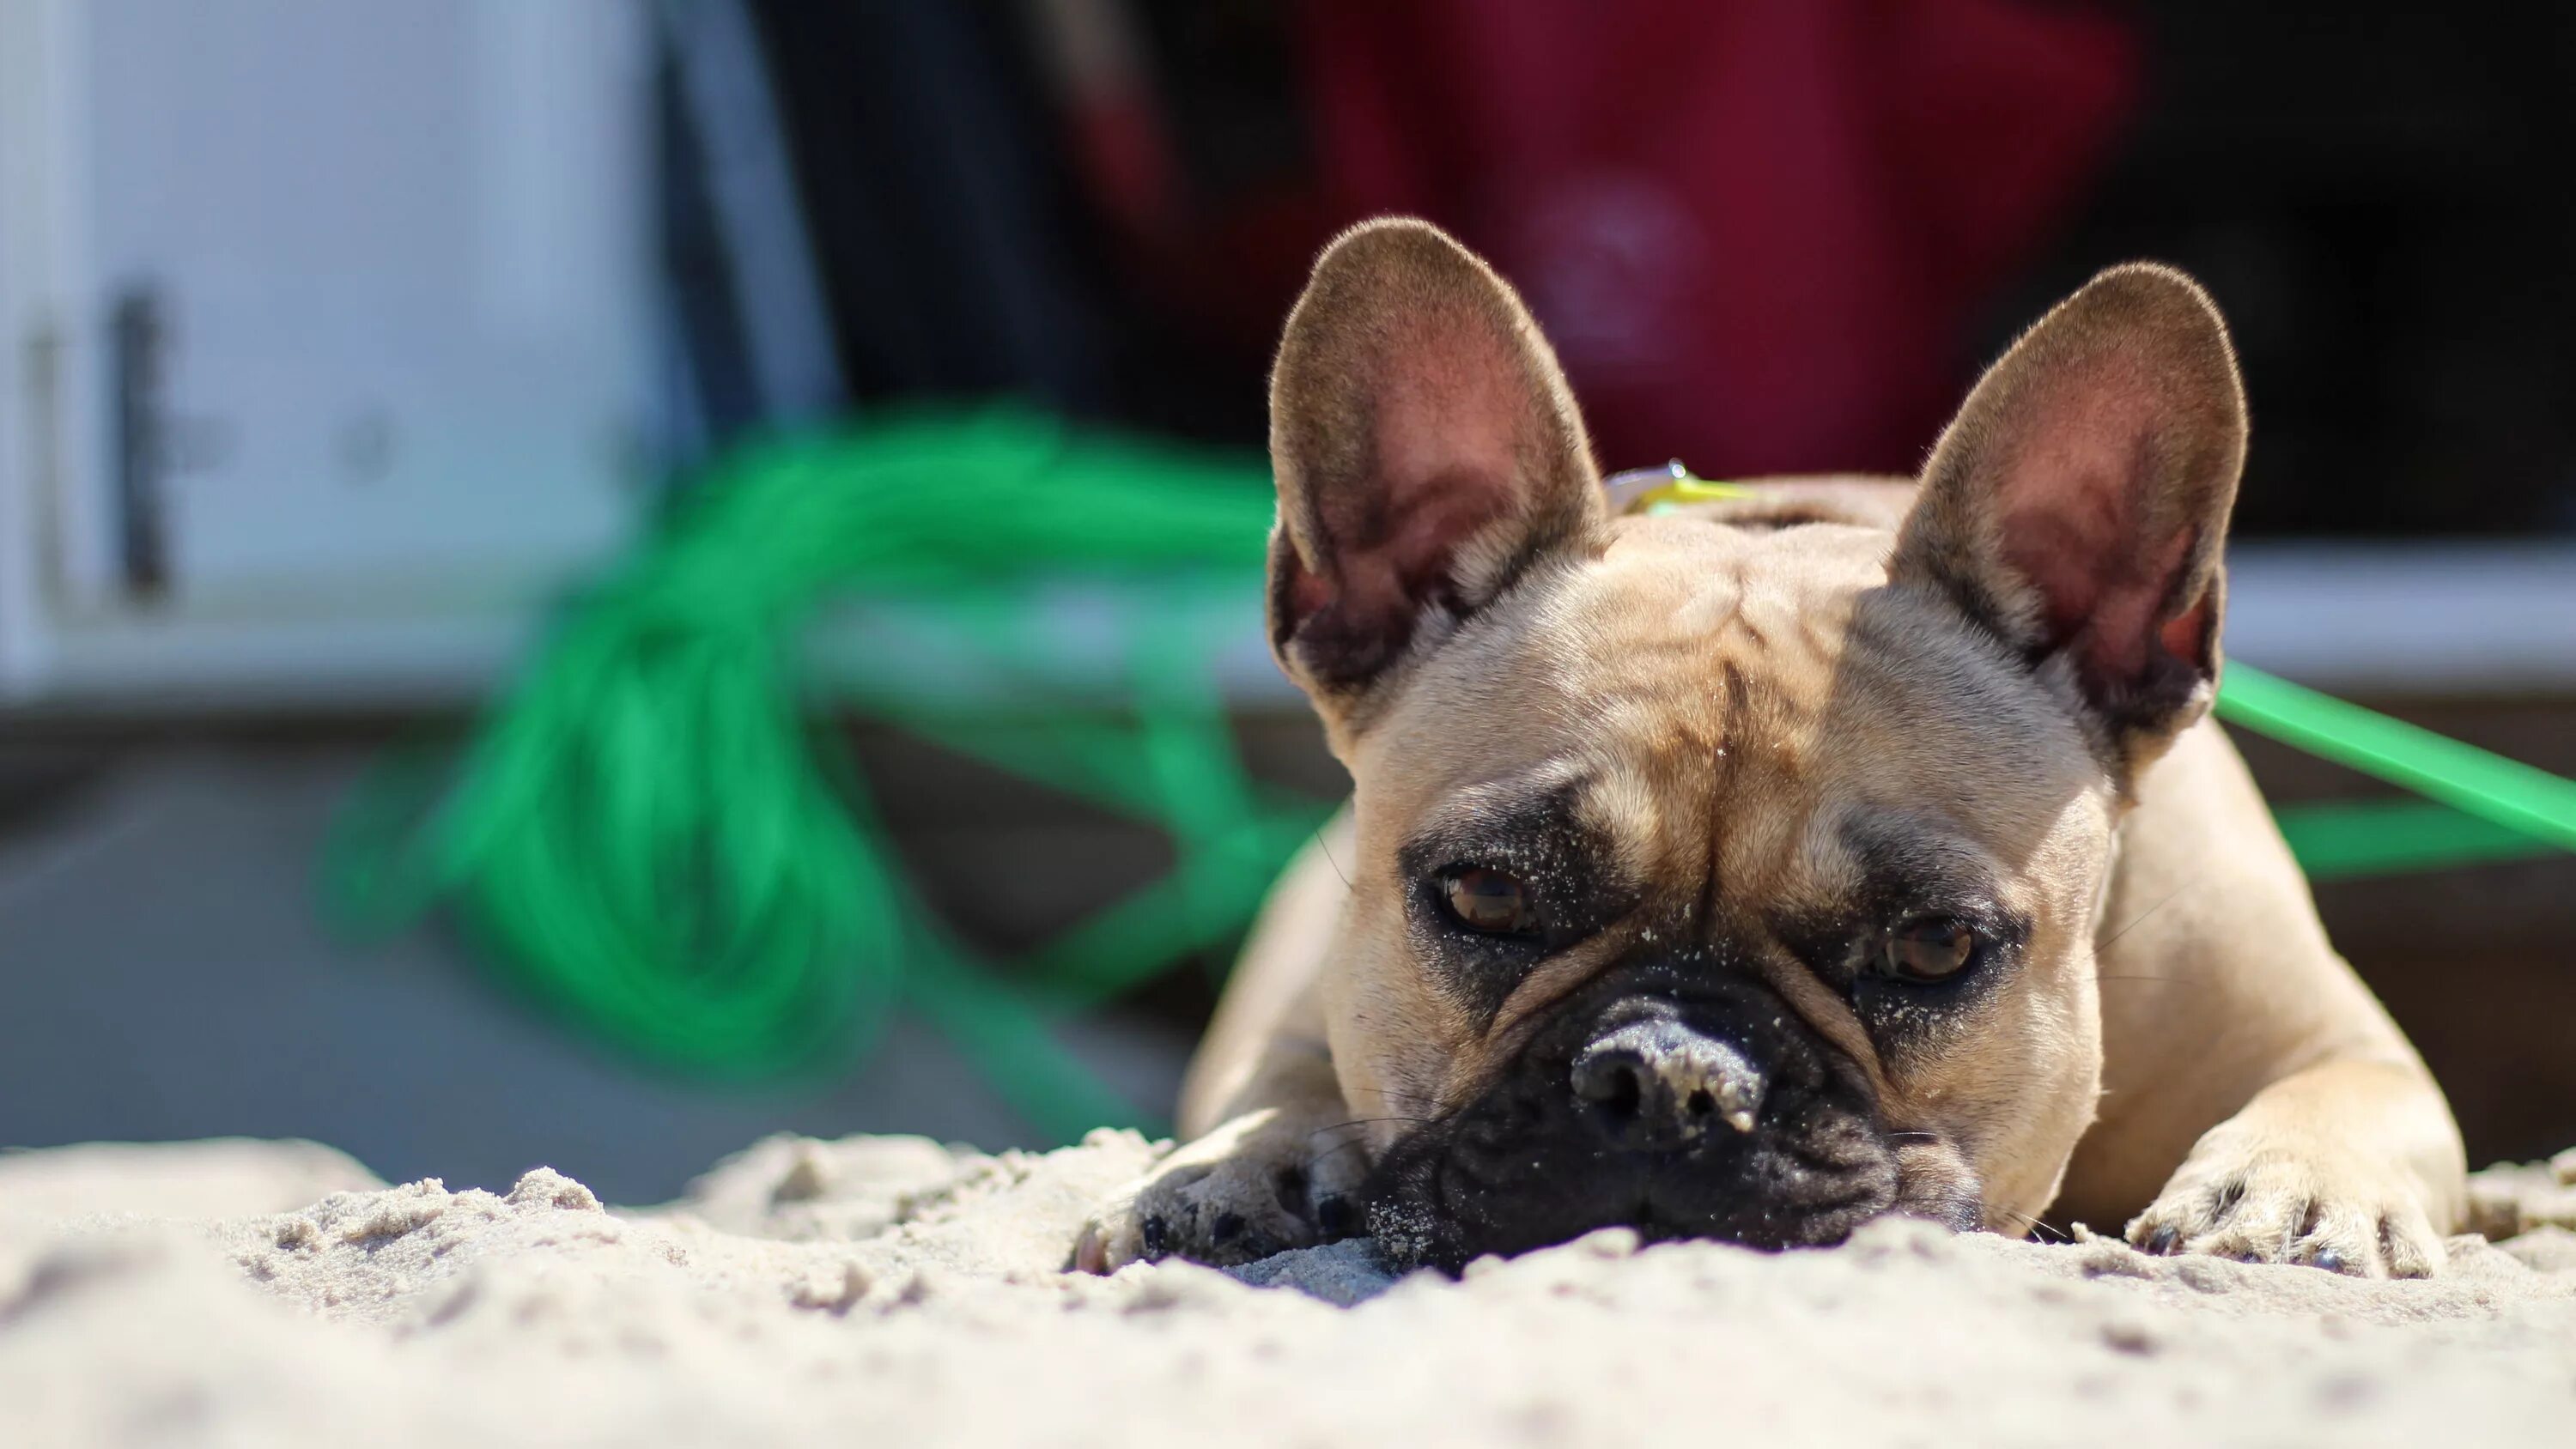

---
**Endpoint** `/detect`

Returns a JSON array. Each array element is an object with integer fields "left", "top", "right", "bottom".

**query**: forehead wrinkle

[
  {"left": 1512, "top": 532, "right": 1850, "bottom": 755},
  {"left": 1704, "top": 643, "right": 1837, "bottom": 897},
  {"left": 1439, "top": 529, "right": 1886, "bottom": 912}
]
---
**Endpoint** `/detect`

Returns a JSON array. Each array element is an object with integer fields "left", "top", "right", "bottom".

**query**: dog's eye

[
  {"left": 1880, "top": 918, "right": 1977, "bottom": 981},
  {"left": 1442, "top": 866, "right": 1536, "bottom": 935}
]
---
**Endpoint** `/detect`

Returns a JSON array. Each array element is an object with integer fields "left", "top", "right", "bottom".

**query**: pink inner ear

[
  {"left": 1306, "top": 311, "right": 1534, "bottom": 634},
  {"left": 1991, "top": 361, "right": 2208, "bottom": 682}
]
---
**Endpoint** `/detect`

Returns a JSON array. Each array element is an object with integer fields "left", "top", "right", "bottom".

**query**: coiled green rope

[
  {"left": 324, "top": 407, "right": 1323, "bottom": 1136},
  {"left": 322, "top": 419, "right": 2573, "bottom": 1138}
]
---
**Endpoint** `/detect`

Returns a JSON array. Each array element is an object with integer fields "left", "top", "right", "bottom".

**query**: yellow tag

[
  {"left": 1631, "top": 476, "right": 1750, "bottom": 512},
  {"left": 1603, "top": 462, "right": 1753, "bottom": 515}
]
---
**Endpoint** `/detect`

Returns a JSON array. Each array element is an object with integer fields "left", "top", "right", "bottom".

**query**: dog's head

[{"left": 1266, "top": 219, "right": 2246, "bottom": 1270}]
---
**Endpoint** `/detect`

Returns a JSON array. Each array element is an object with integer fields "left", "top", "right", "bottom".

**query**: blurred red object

[{"left": 1290, "top": 0, "right": 2139, "bottom": 476}]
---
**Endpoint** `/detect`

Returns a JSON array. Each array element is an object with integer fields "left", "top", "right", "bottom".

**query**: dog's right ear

[
  {"left": 1267, "top": 218, "right": 1604, "bottom": 731},
  {"left": 1892, "top": 263, "right": 2248, "bottom": 778}
]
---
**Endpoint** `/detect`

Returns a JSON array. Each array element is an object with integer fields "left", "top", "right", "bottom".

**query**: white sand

[{"left": 3, "top": 1131, "right": 2573, "bottom": 1446}]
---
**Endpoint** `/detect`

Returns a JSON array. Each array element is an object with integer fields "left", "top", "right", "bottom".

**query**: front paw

[
  {"left": 1072, "top": 1108, "right": 1367, "bottom": 1272},
  {"left": 2126, "top": 1131, "right": 2445, "bottom": 1278}
]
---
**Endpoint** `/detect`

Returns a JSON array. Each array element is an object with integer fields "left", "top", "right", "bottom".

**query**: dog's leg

[
  {"left": 1072, "top": 1037, "right": 1365, "bottom": 1270},
  {"left": 2062, "top": 720, "right": 2467, "bottom": 1276},
  {"left": 2126, "top": 1055, "right": 2462, "bottom": 1276},
  {"left": 1074, "top": 815, "right": 1366, "bottom": 1270}
]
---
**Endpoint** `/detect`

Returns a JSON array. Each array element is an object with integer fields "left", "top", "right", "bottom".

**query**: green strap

[
  {"left": 2215, "top": 664, "right": 2576, "bottom": 862},
  {"left": 2266, "top": 799, "right": 2552, "bottom": 882}
]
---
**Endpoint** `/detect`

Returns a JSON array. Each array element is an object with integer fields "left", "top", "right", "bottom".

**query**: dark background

[{"left": 749, "top": 0, "right": 2576, "bottom": 537}]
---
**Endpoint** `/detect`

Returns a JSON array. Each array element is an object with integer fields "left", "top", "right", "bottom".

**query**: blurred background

[{"left": 1, "top": 0, "right": 2569, "bottom": 1204}]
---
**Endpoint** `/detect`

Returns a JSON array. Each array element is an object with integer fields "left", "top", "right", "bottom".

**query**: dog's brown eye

[
  {"left": 1883, "top": 919, "right": 1977, "bottom": 981},
  {"left": 1443, "top": 867, "right": 1535, "bottom": 934}
]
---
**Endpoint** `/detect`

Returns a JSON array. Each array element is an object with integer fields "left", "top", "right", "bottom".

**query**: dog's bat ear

[
  {"left": 1894, "top": 263, "right": 2248, "bottom": 769},
  {"left": 1266, "top": 217, "right": 1603, "bottom": 724}
]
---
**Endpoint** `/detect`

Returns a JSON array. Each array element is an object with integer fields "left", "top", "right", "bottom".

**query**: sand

[{"left": 4, "top": 1131, "right": 2573, "bottom": 1446}]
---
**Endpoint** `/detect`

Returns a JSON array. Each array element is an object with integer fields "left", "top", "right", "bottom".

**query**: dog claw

[
  {"left": 1077, "top": 1103, "right": 1376, "bottom": 1270},
  {"left": 1072, "top": 1224, "right": 1110, "bottom": 1275}
]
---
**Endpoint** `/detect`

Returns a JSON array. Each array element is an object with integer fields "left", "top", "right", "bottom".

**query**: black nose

[{"left": 1571, "top": 1019, "right": 1767, "bottom": 1150}]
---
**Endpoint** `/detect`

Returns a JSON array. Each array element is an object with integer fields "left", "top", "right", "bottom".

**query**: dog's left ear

[
  {"left": 1266, "top": 218, "right": 1604, "bottom": 734},
  {"left": 1893, "top": 263, "right": 2247, "bottom": 773}
]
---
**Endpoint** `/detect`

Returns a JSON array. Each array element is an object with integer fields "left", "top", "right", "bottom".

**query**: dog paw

[
  {"left": 1072, "top": 1108, "right": 1369, "bottom": 1272},
  {"left": 2126, "top": 1130, "right": 2445, "bottom": 1278}
]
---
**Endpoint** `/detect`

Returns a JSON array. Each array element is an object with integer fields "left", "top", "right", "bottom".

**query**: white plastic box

[{"left": 0, "top": 0, "right": 655, "bottom": 709}]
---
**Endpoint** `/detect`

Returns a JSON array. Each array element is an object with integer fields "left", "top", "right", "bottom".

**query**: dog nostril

[
  {"left": 1572, "top": 1053, "right": 1645, "bottom": 1117},
  {"left": 1604, "top": 1069, "right": 1641, "bottom": 1116}
]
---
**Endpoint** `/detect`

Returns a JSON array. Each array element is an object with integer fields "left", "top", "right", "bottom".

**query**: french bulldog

[{"left": 1075, "top": 217, "right": 2465, "bottom": 1278}]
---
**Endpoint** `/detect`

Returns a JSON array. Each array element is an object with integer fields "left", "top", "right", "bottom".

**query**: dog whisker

[
  {"left": 1313, "top": 824, "right": 1352, "bottom": 889},
  {"left": 1358, "top": 1089, "right": 1450, "bottom": 1114},
  {"left": 1305, "top": 1138, "right": 1378, "bottom": 1168},
  {"left": 1306, "top": 1117, "right": 1427, "bottom": 1139},
  {"left": 2098, "top": 876, "right": 2200, "bottom": 951},
  {"left": 1991, "top": 1206, "right": 2069, "bottom": 1243}
]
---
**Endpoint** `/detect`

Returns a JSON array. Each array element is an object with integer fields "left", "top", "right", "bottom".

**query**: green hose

[
  {"left": 324, "top": 407, "right": 1324, "bottom": 1137},
  {"left": 322, "top": 415, "right": 2573, "bottom": 1135},
  {"left": 2221, "top": 664, "right": 2576, "bottom": 875}
]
